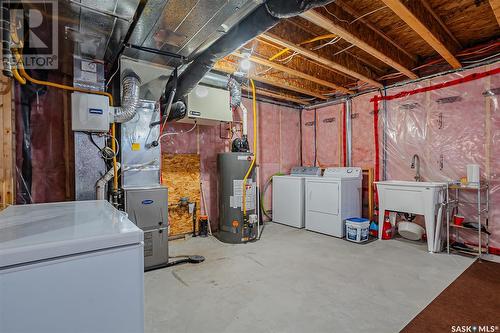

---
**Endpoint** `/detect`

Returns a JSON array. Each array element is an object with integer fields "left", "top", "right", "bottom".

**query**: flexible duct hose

[
  {"left": 114, "top": 73, "right": 141, "bottom": 123},
  {"left": 227, "top": 77, "right": 241, "bottom": 107}
]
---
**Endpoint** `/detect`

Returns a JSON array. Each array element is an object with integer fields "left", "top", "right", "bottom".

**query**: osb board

[{"left": 161, "top": 153, "right": 201, "bottom": 236}]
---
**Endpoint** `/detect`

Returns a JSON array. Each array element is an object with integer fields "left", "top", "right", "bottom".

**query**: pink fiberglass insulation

[
  {"left": 358, "top": 63, "right": 500, "bottom": 250},
  {"left": 351, "top": 93, "right": 376, "bottom": 169},
  {"left": 15, "top": 73, "right": 70, "bottom": 204},
  {"left": 301, "top": 108, "right": 316, "bottom": 166},
  {"left": 315, "top": 104, "right": 341, "bottom": 168},
  {"left": 161, "top": 98, "right": 300, "bottom": 228}
]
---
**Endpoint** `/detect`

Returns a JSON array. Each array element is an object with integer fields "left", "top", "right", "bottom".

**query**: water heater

[{"left": 217, "top": 152, "right": 257, "bottom": 243}]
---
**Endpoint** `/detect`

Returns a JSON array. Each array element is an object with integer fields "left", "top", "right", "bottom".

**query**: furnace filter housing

[{"left": 217, "top": 152, "right": 257, "bottom": 243}]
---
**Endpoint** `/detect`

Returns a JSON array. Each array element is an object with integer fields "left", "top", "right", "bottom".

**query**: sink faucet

[{"left": 410, "top": 154, "right": 421, "bottom": 181}]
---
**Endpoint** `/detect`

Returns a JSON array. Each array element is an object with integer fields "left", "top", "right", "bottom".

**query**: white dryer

[
  {"left": 272, "top": 167, "right": 321, "bottom": 228},
  {"left": 305, "top": 167, "right": 362, "bottom": 237}
]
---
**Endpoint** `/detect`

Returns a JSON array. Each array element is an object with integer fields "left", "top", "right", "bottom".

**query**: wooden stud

[
  {"left": 0, "top": 76, "right": 13, "bottom": 210},
  {"left": 260, "top": 33, "right": 382, "bottom": 88},
  {"left": 300, "top": 9, "right": 418, "bottom": 79},
  {"left": 214, "top": 61, "right": 329, "bottom": 100},
  {"left": 233, "top": 51, "right": 354, "bottom": 94},
  {"left": 380, "top": 0, "right": 461, "bottom": 69},
  {"left": 489, "top": 0, "right": 500, "bottom": 27}
]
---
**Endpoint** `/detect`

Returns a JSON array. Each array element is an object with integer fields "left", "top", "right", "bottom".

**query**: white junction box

[
  {"left": 72, "top": 92, "right": 111, "bottom": 132},
  {"left": 178, "top": 84, "right": 232, "bottom": 125}
]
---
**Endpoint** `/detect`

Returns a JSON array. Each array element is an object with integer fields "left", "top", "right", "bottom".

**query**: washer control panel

[
  {"left": 290, "top": 166, "right": 322, "bottom": 177},
  {"left": 323, "top": 167, "right": 362, "bottom": 178}
]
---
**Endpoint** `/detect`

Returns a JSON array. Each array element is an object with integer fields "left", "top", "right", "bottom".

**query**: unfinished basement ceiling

[
  {"left": 56, "top": 0, "right": 261, "bottom": 74},
  {"left": 53, "top": 0, "right": 500, "bottom": 106},
  {"left": 216, "top": 0, "right": 500, "bottom": 106}
]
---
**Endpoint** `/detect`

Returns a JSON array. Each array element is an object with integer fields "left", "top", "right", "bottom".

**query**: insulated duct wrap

[
  {"left": 1, "top": 4, "right": 12, "bottom": 77},
  {"left": 174, "top": 0, "right": 335, "bottom": 100},
  {"left": 114, "top": 73, "right": 141, "bottom": 123}
]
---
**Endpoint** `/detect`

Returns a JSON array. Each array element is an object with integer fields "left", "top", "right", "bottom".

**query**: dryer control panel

[
  {"left": 323, "top": 167, "right": 362, "bottom": 179},
  {"left": 290, "top": 166, "right": 322, "bottom": 177}
]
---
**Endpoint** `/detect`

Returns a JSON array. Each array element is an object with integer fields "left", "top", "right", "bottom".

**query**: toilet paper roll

[{"left": 466, "top": 164, "right": 480, "bottom": 184}]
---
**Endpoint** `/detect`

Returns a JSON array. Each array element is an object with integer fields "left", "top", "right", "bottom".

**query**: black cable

[{"left": 87, "top": 132, "right": 101, "bottom": 151}]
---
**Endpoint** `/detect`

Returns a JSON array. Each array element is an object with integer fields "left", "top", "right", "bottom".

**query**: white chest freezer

[
  {"left": 272, "top": 167, "right": 321, "bottom": 228},
  {"left": 305, "top": 167, "right": 362, "bottom": 237},
  {"left": 0, "top": 200, "right": 144, "bottom": 333}
]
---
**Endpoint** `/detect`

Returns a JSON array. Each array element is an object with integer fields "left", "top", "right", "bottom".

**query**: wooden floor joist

[
  {"left": 380, "top": 0, "right": 461, "bottom": 69},
  {"left": 233, "top": 51, "right": 354, "bottom": 94},
  {"left": 300, "top": 7, "right": 418, "bottom": 79},
  {"left": 214, "top": 61, "right": 329, "bottom": 100},
  {"left": 259, "top": 33, "right": 382, "bottom": 88},
  {"left": 241, "top": 86, "right": 310, "bottom": 105}
]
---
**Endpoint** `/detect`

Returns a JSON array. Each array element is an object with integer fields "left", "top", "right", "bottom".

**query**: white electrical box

[
  {"left": 178, "top": 85, "right": 232, "bottom": 126},
  {"left": 72, "top": 92, "right": 111, "bottom": 132}
]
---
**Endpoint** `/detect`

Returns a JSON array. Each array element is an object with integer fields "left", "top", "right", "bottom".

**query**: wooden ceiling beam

[
  {"left": 300, "top": 7, "right": 418, "bottom": 79},
  {"left": 232, "top": 51, "right": 354, "bottom": 94},
  {"left": 380, "top": 0, "right": 461, "bottom": 69},
  {"left": 489, "top": 0, "right": 500, "bottom": 27},
  {"left": 214, "top": 61, "right": 329, "bottom": 100},
  {"left": 241, "top": 86, "right": 309, "bottom": 105},
  {"left": 259, "top": 33, "right": 382, "bottom": 88}
]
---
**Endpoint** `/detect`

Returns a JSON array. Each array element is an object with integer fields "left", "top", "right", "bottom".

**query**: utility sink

[
  {"left": 375, "top": 180, "right": 447, "bottom": 252},
  {"left": 376, "top": 180, "right": 447, "bottom": 188}
]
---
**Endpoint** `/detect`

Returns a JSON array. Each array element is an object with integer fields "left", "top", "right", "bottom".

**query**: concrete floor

[{"left": 145, "top": 223, "right": 473, "bottom": 333}]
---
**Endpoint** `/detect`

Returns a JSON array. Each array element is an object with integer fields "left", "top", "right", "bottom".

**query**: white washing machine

[
  {"left": 272, "top": 167, "right": 321, "bottom": 228},
  {"left": 305, "top": 167, "right": 362, "bottom": 237}
]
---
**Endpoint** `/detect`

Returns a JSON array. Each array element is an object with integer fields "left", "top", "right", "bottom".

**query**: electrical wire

[
  {"left": 106, "top": 62, "right": 120, "bottom": 89},
  {"left": 462, "top": 52, "right": 500, "bottom": 64},
  {"left": 350, "top": 6, "right": 387, "bottom": 24},
  {"left": 88, "top": 132, "right": 120, "bottom": 160},
  {"left": 158, "top": 122, "right": 197, "bottom": 141},
  {"left": 311, "top": 36, "right": 341, "bottom": 51},
  {"left": 323, "top": 6, "right": 350, "bottom": 23}
]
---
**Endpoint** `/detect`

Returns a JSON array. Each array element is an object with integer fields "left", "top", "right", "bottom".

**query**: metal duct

[
  {"left": 227, "top": 77, "right": 242, "bottom": 107},
  {"left": 173, "top": 0, "right": 335, "bottom": 101},
  {"left": 1, "top": 4, "right": 12, "bottom": 77},
  {"left": 114, "top": 73, "right": 141, "bottom": 123}
]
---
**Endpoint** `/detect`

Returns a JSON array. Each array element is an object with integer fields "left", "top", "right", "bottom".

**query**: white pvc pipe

[
  {"left": 240, "top": 103, "right": 248, "bottom": 136},
  {"left": 96, "top": 163, "right": 120, "bottom": 200}
]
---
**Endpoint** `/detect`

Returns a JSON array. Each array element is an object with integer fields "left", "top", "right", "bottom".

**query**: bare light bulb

[{"left": 240, "top": 58, "right": 251, "bottom": 71}]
